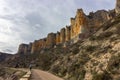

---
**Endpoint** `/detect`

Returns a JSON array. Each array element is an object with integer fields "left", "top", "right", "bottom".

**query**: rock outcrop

[
  {"left": 50, "top": 13, "right": 120, "bottom": 80},
  {"left": 4, "top": 0, "right": 120, "bottom": 80},
  {"left": 60, "top": 28, "right": 66, "bottom": 43},
  {"left": 0, "top": 52, "right": 12, "bottom": 62},
  {"left": 31, "top": 39, "right": 46, "bottom": 53},
  {"left": 17, "top": 0, "right": 118, "bottom": 54},
  {"left": 115, "top": 0, "right": 120, "bottom": 14},
  {"left": 70, "top": 9, "right": 88, "bottom": 43},
  {"left": 46, "top": 33, "right": 56, "bottom": 48},
  {"left": 18, "top": 44, "right": 29, "bottom": 54},
  {"left": 65, "top": 26, "right": 71, "bottom": 42},
  {"left": 56, "top": 31, "right": 61, "bottom": 45}
]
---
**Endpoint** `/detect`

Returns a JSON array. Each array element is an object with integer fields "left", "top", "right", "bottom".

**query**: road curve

[{"left": 30, "top": 69, "right": 64, "bottom": 80}]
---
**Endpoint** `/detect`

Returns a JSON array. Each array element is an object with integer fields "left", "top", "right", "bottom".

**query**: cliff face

[
  {"left": 56, "top": 32, "right": 60, "bottom": 45},
  {"left": 50, "top": 14, "right": 120, "bottom": 80},
  {"left": 31, "top": 39, "right": 46, "bottom": 53},
  {"left": 46, "top": 33, "right": 56, "bottom": 48},
  {"left": 70, "top": 9, "right": 88, "bottom": 43},
  {"left": 65, "top": 26, "right": 71, "bottom": 42},
  {"left": 88, "top": 10, "right": 110, "bottom": 30},
  {"left": 18, "top": 44, "right": 29, "bottom": 54},
  {"left": 5, "top": 0, "right": 120, "bottom": 79},
  {"left": 0, "top": 52, "right": 12, "bottom": 62},
  {"left": 60, "top": 28, "right": 66, "bottom": 43},
  {"left": 17, "top": 0, "right": 118, "bottom": 54},
  {"left": 116, "top": 0, "right": 120, "bottom": 14}
]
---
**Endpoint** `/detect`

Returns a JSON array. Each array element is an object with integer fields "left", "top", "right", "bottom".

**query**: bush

[
  {"left": 86, "top": 46, "right": 97, "bottom": 52},
  {"left": 89, "top": 36, "right": 97, "bottom": 41},
  {"left": 97, "top": 32, "right": 113, "bottom": 40},
  {"left": 92, "top": 71, "right": 112, "bottom": 80},
  {"left": 116, "top": 25, "right": 120, "bottom": 35},
  {"left": 72, "top": 47, "right": 80, "bottom": 54},
  {"left": 107, "top": 55, "right": 120, "bottom": 74}
]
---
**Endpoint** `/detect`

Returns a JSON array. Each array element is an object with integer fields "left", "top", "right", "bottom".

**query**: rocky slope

[
  {"left": 0, "top": 52, "right": 13, "bottom": 62},
  {"left": 49, "top": 14, "right": 120, "bottom": 80},
  {"left": 0, "top": 67, "right": 26, "bottom": 80},
  {"left": 17, "top": 8, "right": 115, "bottom": 55},
  {"left": 1, "top": 0, "right": 120, "bottom": 80},
  {"left": 5, "top": 14, "right": 120, "bottom": 80}
]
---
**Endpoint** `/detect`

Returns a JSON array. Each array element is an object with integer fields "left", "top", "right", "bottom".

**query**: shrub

[
  {"left": 86, "top": 46, "right": 97, "bottom": 52},
  {"left": 89, "top": 36, "right": 97, "bottom": 41},
  {"left": 72, "top": 47, "right": 80, "bottom": 54},
  {"left": 97, "top": 32, "right": 113, "bottom": 40},
  {"left": 92, "top": 71, "right": 112, "bottom": 80},
  {"left": 107, "top": 55, "right": 120, "bottom": 74},
  {"left": 116, "top": 25, "right": 120, "bottom": 35}
]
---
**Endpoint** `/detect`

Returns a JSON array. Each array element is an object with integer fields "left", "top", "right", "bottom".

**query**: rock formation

[
  {"left": 88, "top": 10, "right": 111, "bottom": 29},
  {"left": 17, "top": 0, "right": 118, "bottom": 54},
  {"left": 46, "top": 33, "right": 56, "bottom": 48},
  {"left": 31, "top": 39, "right": 46, "bottom": 53},
  {"left": 65, "top": 26, "right": 71, "bottom": 41},
  {"left": 56, "top": 31, "right": 61, "bottom": 45},
  {"left": 6, "top": 0, "right": 120, "bottom": 80},
  {"left": 115, "top": 0, "right": 120, "bottom": 14},
  {"left": 18, "top": 44, "right": 29, "bottom": 54},
  {"left": 60, "top": 28, "right": 66, "bottom": 43},
  {"left": 70, "top": 9, "right": 88, "bottom": 43}
]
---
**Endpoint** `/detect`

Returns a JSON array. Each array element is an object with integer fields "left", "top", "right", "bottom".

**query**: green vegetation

[
  {"left": 86, "top": 45, "right": 97, "bottom": 52},
  {"left": 89, "top": 32, "right": 113, "bottom": 41},
  {"left": 92, "top": 71, "right": 112, "bottom": 80},
  {"left": 107, "top": 54, "right": 120, "bottom": 74},
  {"left": 0, "top": 67, "right": 26, "bottom": 79},
  {"left": 72, "top": 46, "right": 80, "bottom": 54}
]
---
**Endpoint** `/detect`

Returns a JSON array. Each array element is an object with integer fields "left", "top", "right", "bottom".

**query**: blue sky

[{"left": 0, "top": 0, "right": 116, "bottom": 54}]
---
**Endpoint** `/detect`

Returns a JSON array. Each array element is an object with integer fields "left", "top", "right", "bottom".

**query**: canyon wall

[
  {"left": 60, "top": 28, "right": 66, "bottom": 43},
  {"left": 56, "top": 31, "right": 61, "bottom": 45},
  {"left": 65, "top": 26, "right": 71, "bottom": 42},
  {"left": 46, "top": 33, "right": 56, "bottom": 48},
  {"left": 17, "top": 0, "right": 118, "bottom": 54},
  {"left": 18, "top": 44, "right": 29, "bottom": 54},
  {"left": 116, "top": 0, "right": 120, "bottom": 14}
]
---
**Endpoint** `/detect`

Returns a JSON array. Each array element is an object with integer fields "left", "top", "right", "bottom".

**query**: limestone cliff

[
  {"left": 115, "top": 0, "right": 120, "bottom": 14},
  {"left": 50, "top": 13, "right": 120, "bottom": 80},
  {"left": 56, "top": 31, "right": 61, "bottom": 45},
  {"left": 17, "top": 0, "right": 117, "bottom": 54},
  {"left": 60, "top": 28, "right": 66, "bottom": 43},
  {"left": 46, "top": 33, "right": 56, "bottom": 48},
  {"left": 70, "top": 9, "right": 87, "bottom": 42},
  {"left": 65, "top": 26, "right": 71, "bottom": 41},
  {"left": 5, "top": 0, "right": 120, "bottom": 79},
  {"left": 31, "top": 39, "right": 46, "bottom": 53},
  {"left": 18, "top": 44, "right": 29, "bottom": 54}
]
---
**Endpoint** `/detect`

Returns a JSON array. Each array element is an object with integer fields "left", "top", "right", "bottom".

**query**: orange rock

[
  {"left": 56, "top": 31, "right": 61, "bottom": 45},
  {"left": 70, "top": 9, "right": 87, "bottom": 40}
]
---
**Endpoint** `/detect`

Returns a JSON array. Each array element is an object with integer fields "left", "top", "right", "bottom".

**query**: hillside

[
  {"left": 0, "top": 0, "right": 120, "bottom": 80},
  {"left": 3, "top": 14, "right": 120, "bottom": 80},
  {"left": 49, "top": 14, "right": 120, "bottom": 80},
  {"left": 0, "top": 52, "right": 13, "bottom": 62}
]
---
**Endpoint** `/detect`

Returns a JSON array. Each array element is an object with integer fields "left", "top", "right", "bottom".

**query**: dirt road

[{"left": 30, "top": 69, "right": 64, "bottom": 80}]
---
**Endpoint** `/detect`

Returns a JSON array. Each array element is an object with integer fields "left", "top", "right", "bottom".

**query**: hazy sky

[{"left": 0, "top": 0, "right": 116, "bottom": 54}]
